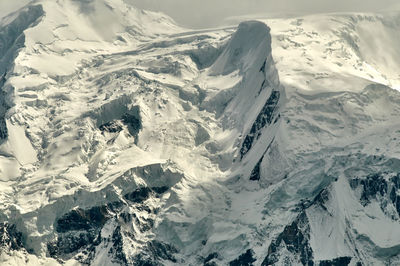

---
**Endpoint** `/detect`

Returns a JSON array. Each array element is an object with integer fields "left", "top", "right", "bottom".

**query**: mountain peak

[{"left": 0, "top": 0, "right": 182, "bottom": 81}]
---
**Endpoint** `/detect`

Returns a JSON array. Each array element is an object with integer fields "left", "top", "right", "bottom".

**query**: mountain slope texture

[{"left": 1, "top": 0, "right": 400, "bottom": 265}]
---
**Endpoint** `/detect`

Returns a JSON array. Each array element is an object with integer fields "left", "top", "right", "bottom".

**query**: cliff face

[{"left": 1, "top": 1, "right": 400, "bottom": 265}]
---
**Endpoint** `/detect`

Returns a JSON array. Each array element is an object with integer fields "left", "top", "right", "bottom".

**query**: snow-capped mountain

[{"left": 1, "top": 0, "right": 400, "bottom": 265}]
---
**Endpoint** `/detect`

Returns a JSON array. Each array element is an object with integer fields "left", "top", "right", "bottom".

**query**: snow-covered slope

[{"left": 1, "top": 1, "right": 400, "bottom": 265}]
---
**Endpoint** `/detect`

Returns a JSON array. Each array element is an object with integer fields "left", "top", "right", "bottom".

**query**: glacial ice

[{"left": 1, "top": 0, "right": 400, "bottom": 265}]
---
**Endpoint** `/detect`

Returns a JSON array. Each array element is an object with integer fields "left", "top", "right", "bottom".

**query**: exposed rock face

[
  {"left": 229, "top": 249, "right": 257, "bottom": 266},
  {"left": 318, "top": 256, "right": 352, "bottom": 266},
  {"left": 48, "top": 203, "right": 118, "bottom": 260},
  {"left": 262, "top": 170, "right": 400, "bottom": 265},
  {"left": 121, "top": 112, "right": 142, "bottom": 137},
  {"left": 203, "top": 252, "right": 219, "bottom": 266},
  {"left": 249, "top": 154, "right": 263, "bottom": 181},
  {"left": 0, "top": 5, "right": 44, "bottom": 143},
  {"left": 240, "top": 90, "right": 280, "bottom": 160},
  {"left": 47, "top": 184, "right": 176, "bottom": 264},
  {"left": 0, "top": 223, "right": 24, "bottom": 251},
  {"left": 0, "top": 5, "right": 44, "bottom": 74},
  {"left": 351, "top": 173, "right": 400, "bottom": 219},
  {"left": 262, "top": 212, "right": 313, "bottom": 266},
  {"left": 99, "top": 120, "right": 124, "bottom": 133},
  {"left": 0, "top": 88, "right": 8, "bottom": 141}
]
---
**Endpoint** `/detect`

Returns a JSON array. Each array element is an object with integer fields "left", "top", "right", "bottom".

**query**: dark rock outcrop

[
  {"left": 0, "top": 87, "right": 9, "bottom": 141},
  {"left": 351, "top": 173, "right": 400, "bottom": 217},
  {"left": 0, "top": 5, "right": 44, "bottom": 142},
  {"left": 204, "top": 252, "right": 219, "bottom": 266},
  {"left": 0, "top": 222, "right": 24, "bottom": 251},
  {"left": 47, "top": 183, "right": 173, "bottom": 263},
  {"left": 319, "top": 256, "right": 352, "bottom": 266},
  {"left": 229, "top": 249, "right": 256, "bottom": 266},
  {"left": 121, "top": 112, "right": 142, "bottom": 136},
  {"left": 124, "top": 186, "right": 169, "bottom": 204},
  {"left": 249, "top": 155, "right": 263, "bottom": 181},
  {"left": 47, "top": 230, "right": 100, "bottom": 259},
  {"left": 131, "top": 240, "right": 178, "bottom": 266},
  {"left": 124, "top": 187, "right": 153, "bottom": 204},
  {"left": 240, "top": 90, "right": 280, "bottom": 159},
  {"left": 249, "top": 140, "right": 274, "bottom": 181},
  {"left": 110, "top": 225, "right": 128, "bottom": 265},
  {"left": 49, "top": 203, "right": 122, "bottom": 259},
  {"left": 262, "top": 213, "right": 313, "bottom": 266},
  {"left": 99, "top": 120, "right": 124, "bottom": 133},
  {"left": 56, "top": 205, "right": 115, "bottom": 233}
]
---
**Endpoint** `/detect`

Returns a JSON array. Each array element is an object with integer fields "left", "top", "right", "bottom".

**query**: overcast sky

[
  {"left": 1, "top": 0, "right": 399, "bottom": 28},
  {"left": 128, "top": 0, "right": 400, "bottom": 28},
  {"left": 0, "top": 0, "right": 30, "bottom": 18}
]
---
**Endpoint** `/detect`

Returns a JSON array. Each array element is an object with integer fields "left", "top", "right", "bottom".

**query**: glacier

[{"left": 1, "top": 0, "right": 400, "bottom": 265}]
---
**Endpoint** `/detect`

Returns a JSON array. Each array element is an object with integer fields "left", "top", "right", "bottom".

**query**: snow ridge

[{"left": 1, "top": 1, "right": 400, "bottom": 265}]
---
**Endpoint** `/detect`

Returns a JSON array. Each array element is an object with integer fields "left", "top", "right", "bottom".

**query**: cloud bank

[
  {"left": 127, "top": 0, "right": 400, "bottom": 28},
  {"left": 0, "top": 0, "right": 399, "bottom": 28},
  {"left": 0, "top": 0, "right": 30, "bottom": 18}
]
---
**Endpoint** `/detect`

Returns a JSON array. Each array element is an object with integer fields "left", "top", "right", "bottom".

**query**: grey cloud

[
  {"left": 0, "top": 0, "right": 30, "bottom": 18},
  {"left": 1, "top": 0, "right": 399, "bottom": 28},
  {"left": 127, "top": 0, "right": 400, "bottom": 28}
]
